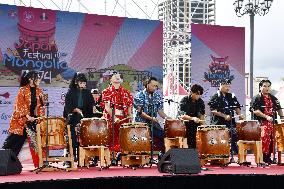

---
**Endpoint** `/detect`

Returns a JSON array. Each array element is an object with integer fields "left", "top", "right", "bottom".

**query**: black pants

[
  {"left": 2, "top": 128, "right": 28, "bottom": 156},
  {"left": 67, "top": 113, "right": 82, "bottom": 161},
  {"left": 149, "top": 122, "right": 165, "bottom": 153},
  {"left": 186, "top": 125, "right": 198, "bottom": 149},
  {"left": 226, "top": 125, "right": 238, "bottom": 154}
]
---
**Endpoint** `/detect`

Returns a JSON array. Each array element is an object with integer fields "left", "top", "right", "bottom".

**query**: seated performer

[
  {"left": 179, "top": 84, "right": 205, "bottom": 149},
  {"left": 91, "top": 88, "right": 104, "bottom": 118},
  {"left": 208, "top": 79, "right": 243, "bottom": 155},
  {"left": 250, "top": 79, "right": 284, "bottom": 164},
  {"left": 101, "top": 70, "right": 133, "bottom": 164},
  {"left": 2, "top": 70, "right": 45, "bottom": 168},
  {"left": 133, "top": 77, "right": 170, "bottom": 158},
  {"left": 63, "top": 72, "right": 94, "bottom": 161}
]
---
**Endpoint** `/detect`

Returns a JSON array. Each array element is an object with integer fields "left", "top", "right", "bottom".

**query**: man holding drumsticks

[{"left": 179, "top": 84, "right": 205, "bottom": 149}]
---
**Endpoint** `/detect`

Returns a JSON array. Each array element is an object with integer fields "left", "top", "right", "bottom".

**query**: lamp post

[{"left": 233, "top": 0, "right": 273, "bottom": 99}]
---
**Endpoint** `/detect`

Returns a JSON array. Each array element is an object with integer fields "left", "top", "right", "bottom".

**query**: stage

[{"left": 1, "top": 155, "right": 284, "bottom": 189}]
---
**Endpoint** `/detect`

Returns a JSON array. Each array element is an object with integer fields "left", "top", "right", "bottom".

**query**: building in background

[
  {"left": 158, "top": 0, "right": 216, "bottom": 117},
  {"left": 158, "top": 0, "right": 216, "bottom": 91},
  {"left": 191, "top": 0, "right": 216, "bottom": 24}
]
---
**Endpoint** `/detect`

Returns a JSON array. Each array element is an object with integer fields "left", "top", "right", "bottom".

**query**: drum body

[
  {"left": 196, "top": 125, "right": 230, "bottom": 157},
  {"left": 79, "top": 118, "right": 109, "bottom": 146},
  {"left": 164, "top": 119, "right": 186, "bottom": 138},
  {"left": 276, "top": 123, "right": 284, "bottom": 152},
  {"left": 119, "top": 123, "right": 151, "bottom": 154},
  {"left": 38, "top": 117, "right": 66, "bottom": 147},
  {"left": 236, "top": 120, "right": 260, "bottom": 141}
]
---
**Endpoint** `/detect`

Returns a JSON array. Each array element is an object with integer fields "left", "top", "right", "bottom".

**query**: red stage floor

[{"left": 1, "top": 155, "right": 284, "bottom": 183}]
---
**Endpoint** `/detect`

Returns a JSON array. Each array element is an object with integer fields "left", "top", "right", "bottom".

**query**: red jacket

[{"left": 9, "top": 85, "right": 45, "bottom": 135}]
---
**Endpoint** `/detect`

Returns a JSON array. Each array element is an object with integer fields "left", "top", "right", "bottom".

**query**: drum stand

[
  {"left": 148, "top": 104, "right": 157, "bottom": 165},
  {"left": 110, "top": 103, "right": 118, "bottom": 166},
  {"left": 272, "top": 107, "right": 278, "bottom": 164},
  {"left": 34, "top": 102, "right": 64, "bottom": 173},
  {"left": 228, "top": 106, "right": 236, "bottom": 164}
]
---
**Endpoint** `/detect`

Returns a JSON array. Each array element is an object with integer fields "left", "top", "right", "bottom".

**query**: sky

[
  {"left": 215, "top": 0, "right": 284, "bottom": 91},
  {"left": 0, "top": 0, "right": 283, "bottom": 90}
]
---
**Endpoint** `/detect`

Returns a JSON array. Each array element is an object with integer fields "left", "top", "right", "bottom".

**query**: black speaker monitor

[
  {"left": 0, "top": 149, "right": 22, "bottom": 176},
  {"left": 158, "top": 148, "right": 201, "bottom": 174}
]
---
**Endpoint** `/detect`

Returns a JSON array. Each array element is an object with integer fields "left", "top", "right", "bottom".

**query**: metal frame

[{"left": 158, "top": 0, "right": 215, "bottom": 118}]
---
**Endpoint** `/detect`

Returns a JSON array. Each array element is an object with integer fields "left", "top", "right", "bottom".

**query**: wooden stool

[
  {"left": 278, "top": 151, "right": 283, "bottom": 165},
  {"left": 237, "top": 140, "right": 263, "bottom": 164},
  {"left": 78, "top": 146, "right": 110, "bottom": 168},
  {"left": 121, "top": 154, "right": 150, "bottom": 167},
  {"left": 200, "top": 157, "right": 229, "bottom": 167},
  {"left": 275, "top": 122, "right": 284, "bottom": 165},
  {"left": 164, "top": 137, "right": 188, "bottom": 152}
]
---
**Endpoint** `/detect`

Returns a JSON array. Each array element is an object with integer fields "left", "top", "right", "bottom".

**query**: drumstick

[
  {"left": 115, "top": 116, "right": 131, "bottom": 123},
  {"left": 182, "top": 119, "right": 205, "bottom": 123},
  {"left": 34, "top": 116, "right": 44, "bottom": 120},
  {"left": 232, "top": 114, "right": 245, "bottom": 119}
]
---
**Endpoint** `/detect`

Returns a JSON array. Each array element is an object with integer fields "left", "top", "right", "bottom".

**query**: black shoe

[
  {"left": 116, "top": 152, "right": 121, "bottom": 161},
  {"left": 89, "top": 157, "right": 98, "bottom": 167},
  {"left": 63, "top": 161, "right": 71, "bottom": 168},
  {"left": 263, "top": 154, "right": 272, "bottom": 164},
  {"left": 158, "top": 152, "right": 164, "bottom": 161},
  {"left": 111, "top": 159, "right": 118, "bottom": 166}
]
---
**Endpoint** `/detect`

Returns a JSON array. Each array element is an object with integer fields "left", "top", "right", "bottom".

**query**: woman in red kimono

[
  {"left": 2, "top": 70, "right": 45, "bottom": 168},
  {"left": 102, "top": 71, "right": 133, "bottom": 164}
]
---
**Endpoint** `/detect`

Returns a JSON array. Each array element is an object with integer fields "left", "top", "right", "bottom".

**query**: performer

[
  {"left": 250, "top": 79, "right": 284, "bottom": 164},
  {"left": 102, "top": 70, "right": 133, "bottom": 158},
  {"left": 2, "top": 70, "right": 45, "bottom": 168},
  {"left": 133, "top": 77, "right": 170, "bottom": 156},
  {"left": 91, "top": 88, "right": 104, "bottom": 118},
  {"left": 208, "top": 79, "right": 243, "bottom": 155},
  {"left": 63, "top": 72, "right": 94, "bottom": 161},
  {"left": 179, "top": 84, "right": 205, "bottom": 149}
]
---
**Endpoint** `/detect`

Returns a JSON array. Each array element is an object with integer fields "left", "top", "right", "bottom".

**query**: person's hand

[
  {"left": 74, "top": 108, "right": 82, "bottom": 113},
  {"left": 266, "top": 115, "right": 273, "bottom": 122},
  {"left": 26, "top": 115, "right": 35, "bottom": 122},
  {"left": 224, "top": 114, "right": 231, "bottom": 121},
  {"left": 93, "top": 106, "right": 99, "bottom": 113},
  {"left": 114, "top": 117, "right": 121, "bottom": 123},
  {"left": 192, "top": 117, "right": 200, "bottom": 123},
  {"left": 239, "top": 114, "right": 245, "bottom": 120},
  {"left": 151, "top": 117, "right": 159, "bottom": 123},
  {"left": 179, "top": 115, "right": 188, "bottom": 120}
]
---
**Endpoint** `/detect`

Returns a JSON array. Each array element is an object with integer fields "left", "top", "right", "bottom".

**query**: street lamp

[{"left": 233, "top": 0, "right": 273, "bottom": 99}]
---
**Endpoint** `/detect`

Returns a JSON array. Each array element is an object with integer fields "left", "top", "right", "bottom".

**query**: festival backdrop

[
  {"left": 191, "top": 24, "right": 246, "bottom": 114},
  {"left": 0, "top": 4, "right": 163, "bottom": 147}
]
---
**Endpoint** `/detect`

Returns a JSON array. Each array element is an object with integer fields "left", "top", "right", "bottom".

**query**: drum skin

[
  {"left": 119, "top": 123, "right": 151, "bottom": 154},
  {"left": 236, "top": 120, "right": 260, "bottom": 141},
  {"left": 79, "top": 118, "right": 109, "bottom": 146},
  {"left": 39, "top": 117, "right": 66, "bottom": 147},
  {"left": 196, "top": 125, "right": 230, "bottom": 156},
  {"left": 164, "top": 119, "right": 186, "bottom": 138}
]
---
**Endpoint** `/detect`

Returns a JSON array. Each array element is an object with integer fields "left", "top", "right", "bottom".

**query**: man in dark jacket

[
  {"left": 179, "top": 84, "right": 205, "bottom": 149},
  {"left": 208, "top": 79, "right": 243, "bottom": 156}
]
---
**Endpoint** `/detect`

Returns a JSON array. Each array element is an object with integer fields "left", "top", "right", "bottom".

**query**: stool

[
  {"left": 237, "top": 140, "right": 263, "bottom": 164},
  {"left": 164, "top": 137, "right": 188, "bottom": 152},
  {"left": 121, "top": 154, "right": 150, "bottom": 167},
  {"left": 78, "top": 146, "right": 110, "bottom": 168}
]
